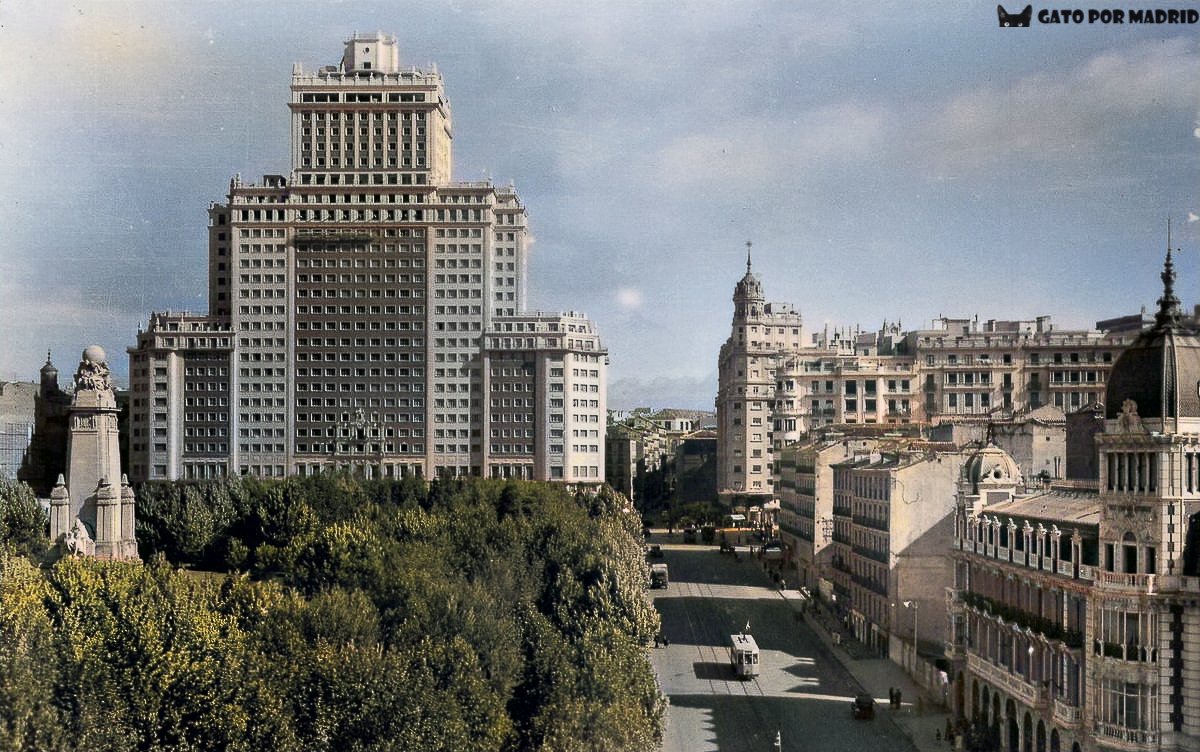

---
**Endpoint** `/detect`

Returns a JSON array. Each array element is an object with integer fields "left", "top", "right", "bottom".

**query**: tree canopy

[{"left": 0, "top": 477, "right": 664, "bottom": 751}]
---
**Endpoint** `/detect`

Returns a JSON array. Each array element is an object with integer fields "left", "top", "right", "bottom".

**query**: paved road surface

[{"left": 648, "top": 542, "right": 918, "bottom": 752}]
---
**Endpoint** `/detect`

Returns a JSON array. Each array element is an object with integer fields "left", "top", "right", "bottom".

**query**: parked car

[
  {"left": 647, "top": 544, "right": 663, "bottom": 558},
  {"left": 851, "top": 692, "right": 876, "bottom": 719}
]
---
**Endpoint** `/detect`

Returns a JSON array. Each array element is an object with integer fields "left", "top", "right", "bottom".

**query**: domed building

[
  {"left": 947, "top": 249, "right": 1200, "bottom": 752},
  {"left": 1104, "top": 249, "right": 1200, "bottom": 430}
]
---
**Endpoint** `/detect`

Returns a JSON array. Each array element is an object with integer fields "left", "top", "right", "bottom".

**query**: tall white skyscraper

[{"left": 129, "top": 34, "right": 605, "bottom": 486}]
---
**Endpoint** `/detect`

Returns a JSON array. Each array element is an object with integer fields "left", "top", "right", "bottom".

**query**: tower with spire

[
  {"left": 17, "top": 351, "right": 72, "bottom": 496},
  {"left": 715, "top": 242, "right": 806, "bottom": 502},
  {"left": 733, "top": 241, "right": 765, "bottom": 321}
]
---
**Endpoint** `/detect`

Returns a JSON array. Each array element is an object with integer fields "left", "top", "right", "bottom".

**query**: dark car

[
  {"left": 647, "top": 544, "right": 663, "bottom": 558},
  {"left": 851, "top": 692, "right": 876, "bottom": 719}
]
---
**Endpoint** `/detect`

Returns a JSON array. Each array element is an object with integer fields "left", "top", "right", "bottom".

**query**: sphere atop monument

[{"left": 82, "top": 345, "right": 107, "bottom": 364}]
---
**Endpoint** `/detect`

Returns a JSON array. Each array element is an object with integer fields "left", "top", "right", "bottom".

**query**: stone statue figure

[
  {"left": 1117, "top": 399, "right": 1145, "bottom": 434},
  {"left": 64, "top": 519, "right": 95, "bottom": 556},
  {"left": 73, "top": 345, "right": 115, "bottom": 392}
]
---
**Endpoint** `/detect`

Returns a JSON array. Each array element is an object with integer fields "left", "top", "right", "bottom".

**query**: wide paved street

[{"left": 648, "top": 540, "right": 918, "bottom": 752}]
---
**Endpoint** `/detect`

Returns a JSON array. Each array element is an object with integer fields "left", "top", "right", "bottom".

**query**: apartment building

[
  {"left": 128, "top": 34, "right": 603, "bottom": 484},
  {"left": 827, "top": 442, "right": 967, "bottom": 657},
  {"left": 482, "top": 312, "right": 606, "bottom": 486},
  {"left": 716, "top": 260, "right": 1142, "bottom": 501},
  {"left": 909, "top": 316, "right": 1131, "bottom": 421}
]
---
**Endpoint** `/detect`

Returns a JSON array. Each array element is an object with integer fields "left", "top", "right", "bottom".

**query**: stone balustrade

[
  {"left": 1095, "top": 570, "right": 1157, "bottom": 593},
  {"left": 1093, "top": 720, "right": 1158, "bottom": 747},
  {"left": 1052, "top": 698, "right": 1081, "bottom": 727},
  {"left": 967, "top": 653, "right": 1040, "bottom": 707}
]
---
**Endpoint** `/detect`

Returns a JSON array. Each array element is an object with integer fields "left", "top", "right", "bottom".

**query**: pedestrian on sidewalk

[{"left": 888, "top": 688, "right": 895, "bottom": 708}]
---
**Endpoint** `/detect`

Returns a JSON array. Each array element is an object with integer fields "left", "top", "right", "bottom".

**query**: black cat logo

[{"left": 998, "top": 4, "right": 1033, "bottom": 27}]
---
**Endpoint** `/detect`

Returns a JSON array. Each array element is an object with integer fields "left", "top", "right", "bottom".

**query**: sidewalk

[{"left": 799, "top": 603, "right": 956, "bottom": 752}]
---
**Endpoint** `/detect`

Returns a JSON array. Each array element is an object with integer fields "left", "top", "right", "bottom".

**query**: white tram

[{"left": 729, "top": 632, "right": 760, "bottom": 679}]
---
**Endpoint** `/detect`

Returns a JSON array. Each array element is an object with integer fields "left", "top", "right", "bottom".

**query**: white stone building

[{"left": 128, "top": 34, "right": 604, "bottom": 485}]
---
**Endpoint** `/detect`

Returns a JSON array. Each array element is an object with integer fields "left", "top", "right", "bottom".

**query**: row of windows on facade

[
  {"left": 292, "top": 310, "right": 430, "bottom": 326},
  {"left": 250, "top": 194, "right": 432, "bottom": 207},
  {"left": 295, "top": 106, "right": 428, "bottom": 117},
  {"left": 295, "top": 335, "right": 425, "bottom": 349},
  {"left": 294, "top": 309, "right": 424, "bottom": 323},
  {"left": 292, "top": 286, "right": 430, "bottom": 299},
  {"left": 300, "top": 124, "right": 425, "bottom": 140},
  {"left": 925, "top": 351, "right": 1114, "bottom": 365},
  {"left": 297, "top": 354, "right": 427, "bottom": 369},
  {"left": 795, "top": 379, "right": 914, "bottom": 394},
  {"left": 293, "top": 443, "right": 423, "bottom": 455},
  {"left": 292, "top": 272, "right": 426, "bottom": 283},
  {"left": 296, "top": 247, "right": 427, "bottom": 260},
  {"left": 300, "top": 157, "right": 426, "bottom": 169},
  {"left": 241, "top": 228, "right": 423, "bottom": 243},
  {"left": 295, "top": 382, "right": 428, "bottom": 395},
  {"left": 294, "top": 171, "right": 429, "bottom": 186},
  {"left": 239, "top": 207, "right": 518, "bottom": 225},
  {"left": 965, "top": 626, "right": 1158, "bottom": 732},
  {"left": 299, "top": 142, "right": 426, "bottom": 156},
  {"left": 294, "top": 423, "right": 425, "bottom": 437}
]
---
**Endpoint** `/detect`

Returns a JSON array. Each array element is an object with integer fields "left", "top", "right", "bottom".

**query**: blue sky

[{"left": 1, "top": 1, "right": 1197, "bottom": 410}]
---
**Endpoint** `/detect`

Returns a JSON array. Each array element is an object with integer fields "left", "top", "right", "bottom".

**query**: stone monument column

[{"left": 64, "top": 346, "right": 136, "bottom": 559}]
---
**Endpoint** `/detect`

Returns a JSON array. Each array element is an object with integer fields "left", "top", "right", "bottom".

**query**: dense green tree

[
  {"left": 0, "top": 477, "right": 664, "bottom": 750},
  {"left": 0, "top": 555, "right": 63, "bottom": 751},
  {"left": 0, "top": 479, "right": 48, "bottom": 560}
]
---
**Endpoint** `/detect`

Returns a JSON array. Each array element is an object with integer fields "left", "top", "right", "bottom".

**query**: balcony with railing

[
  {"left": 966, "top": 653, "right": 1041, "bottom": 707},
  {"left": 956, "top": 533, "right": 1100, "bottom": 589},
  {"left": 852, "top": 514, "right": 889, "bottom": 532},
  {"left": 1093, "top": 721, "right": 1158, "bottom": 747},
  {"left": 1096, "top": 570, "right": 1157, "bottom": 593},
  {"left": 1093, "top": 639, "right": 1158, "bottom": 664},
  {"left": 1053, "top": 699, "right": 1081, "bottom": 727},
  {"left": 962, "top": 593, "right": 1084, "bottom": 649}
]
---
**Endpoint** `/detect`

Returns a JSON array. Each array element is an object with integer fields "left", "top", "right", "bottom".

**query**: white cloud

[
  {"left": 616, "top": 287, "right": 644, "bottom": 310},
  {"left": 928, "top": 37, "right": 1200, "bottom": 172}
]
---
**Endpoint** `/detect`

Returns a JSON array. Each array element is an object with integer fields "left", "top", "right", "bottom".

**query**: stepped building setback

[{"left": 128, "top": 34, "right": 605, "bottom": 485}]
